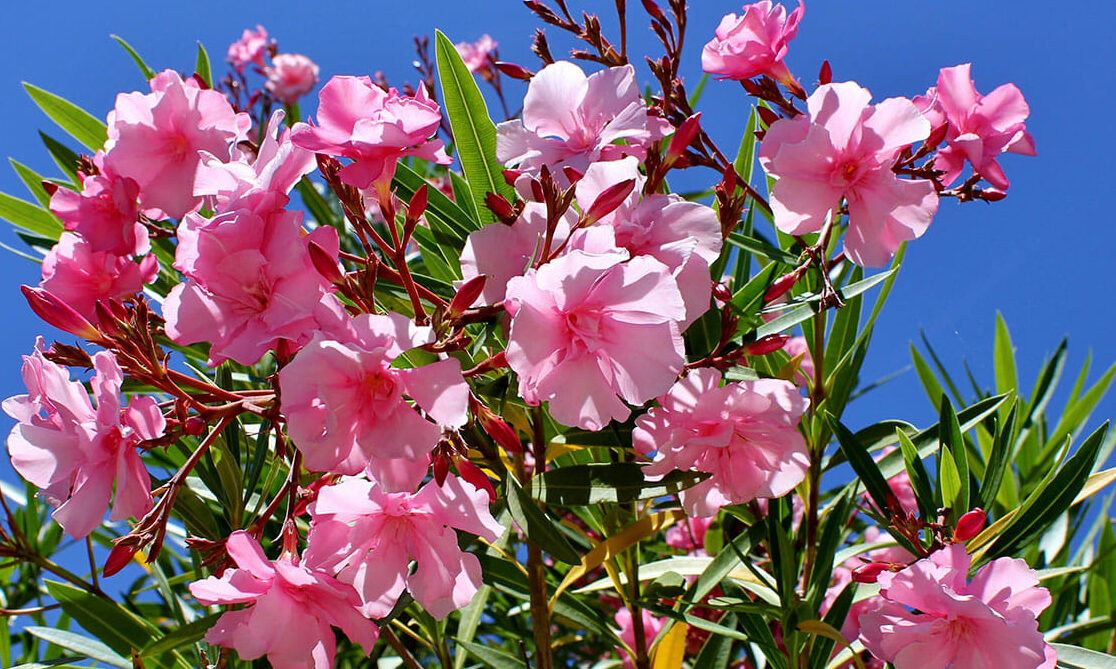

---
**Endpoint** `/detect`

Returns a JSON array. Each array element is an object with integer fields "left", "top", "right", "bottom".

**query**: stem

[
  {"left": 86, "top": 537, "right": 99, "bottom": 591},
  {"left": 627, "top": 550, "right": 651, "bottom": 669},
  {"left": 801, "top": 309, "right": 827, "bottom": 588},
  {"left": 381, "top": 626, "right": 425, "bottom": 669},
  {"left": 526, "top": 407, "right": 553, "bottom": 669}
]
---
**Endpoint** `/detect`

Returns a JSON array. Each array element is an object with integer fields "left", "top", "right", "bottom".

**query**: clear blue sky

[{"left": 0, "top": 0, "right": 1113, "bottom": 462}]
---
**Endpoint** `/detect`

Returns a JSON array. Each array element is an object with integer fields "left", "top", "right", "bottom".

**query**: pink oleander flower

[
  {"left": 40, "top": 233, "right": 158, "bottom": 322},
  {"left": 615, "top": 608, "right": 666, "bottom": 669},
  {"left": 575, "top": 157, "right": 722, "bottom": 326},
  {"left": 279, "top": 312, "right": 469, "bottom": 478},
  {"left": 290, "top": 76, "right": 450, "bottom": 193},
  {"left": 305, "top": 474, "right": 503, "bottom": 619},
  {"left": 189, "top": 531, "right": 377, "bottom": 669},
  {"left": 455, "top": 34, "right": 497, "bottom": 74},
  {"left": 701, "top": 1, "right": 804, "bottom": 86},
  {"left": 49, "top": 157, "right": 146, "bottom": 256},
  {"left": 227, "top": 25, "right": 272, "bottom": 71},
  {"left": 782, "top": 335, "right": 814, "bottom": 387},
  {"left": 103, "top": 70, "right": 251, "bottom": 220},
  {"left": 496, "top": 61, "right": 671, "bottom": 179},
  {"left": 820, "top": 526, "right": 915, "bottom": 642},
  {"left": 460, "top": 202, "right": 576, "bottom": 305},
  {"left": 858, "top": 543, "right": 1055, "bottom": 669},
  {"left": 759, "top": 81, "right": 939, "bottom": 267},
  {"left": 194, "top": 110, "right": 316, "bottom": 212},
  {"left": 3, "top": 343, "right": 163, "bottom": 539},
  {"left": 504, "top": 249, "right": 686, "bottom": 431},
  {"left": 926, "top": 63, "right": 1036, "bottom": 191},
  {"left": 163, "top": 200, "right": 339, "bottom": 366},
  {"left": 665, "top": 515, "right": 715, "bottom": 555},
  {"left": 634, "top": 368, "right": 809, "bottom": 518},
  {"left": 266, "top": 54, "right": 320, "bottom": 104}
]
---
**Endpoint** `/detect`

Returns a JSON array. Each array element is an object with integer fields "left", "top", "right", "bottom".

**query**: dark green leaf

[
  {"left": 111, "top": 35, "right": 157, "bottom": 81},
  {"left": 828, "top": 413, "right": 893, "bottom": 519},
  {"left": 454, "top": 640, "right": 527, "bottom": 669},
  {"left": 504, "top": 478, "right": 580, "bottom": 564},
  {"left": 754, "top": 270, "right": 895, "bottom": 340},
  {"left": 897, "top": 429, "right": 938, "bottom": 518},
  {"left": 194, "top": 42, "right": 212, "bottom": 87},
  {"left": 140, "top": 614, "right": 220, "bottom": 659},
  {"left": 39, "top": 132, "right": 80, "bottom": 182},
  {"left": 24, "top": 628, "right": 128, "bottom": 668},
  {"left": 527, "top": 463, "right": 709, "bottom": 507},
  {"left": 10, "top": 159, "right": 53, "bottom": 207},
  {"left": 980, "top": 403, "right": 1017, "bottom": 511},
  {"left": 44, "top": 581, "right": 158, "bottom": 662},
  {"left": 938, "top": 396, "right": 970, "bottom": 515},
  {"left": 24, "top": 83, "right": 107, "bottom": 151}
]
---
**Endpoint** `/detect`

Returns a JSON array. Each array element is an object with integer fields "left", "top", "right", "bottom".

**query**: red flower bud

[
  {"left": 308, "top": 242, "right": 343, "bottom": 285},
  {"left": 184, "top": 416, "right": 207, "bottom": 436},
  {"left": 457, "top": 459, "right": 497, "bottom": 502},
  {"left": 103, "top": 541, "right": 140, "bottom": 577},
  {"left": 582, "top": 178, "right": 635, "bottom": 225},
  {"left": 642, "top": 0, "right": 668, "bottom": 23},
  {"left": 666, "top": 112, "right": 702, "bottom": 165},
  {"left": 448, "top": 275, "right": 487, "bottom": 317},
  {"left": 485, "top": 192, "right": 517, "bottom": 223},
  {"left": 502, "top": 169, "right": 523, "bottom": 187},
  {"left": 494, "top": 61, "right": 535, "bottom": 81},
  {"left": 407, "top": 184, "right": 428, "bottom": 222},
  {"left": 764, "top": 270, "right": 802, "bottom": 302},
  {"left": 22, "top": 286, "right": 101, "bottom": 340},
  {"left": 818, "top": 60, "right": 832, "bottom": 86},
  {"left": 953, "top": 507, "right": 987, "bottom": 543},
  {"left": 851, "top": 562, "right": 890, "bottom": 584},
  {"left": 757, "top": 106, "right": 781, "bottom": 128},
  {"left": 926, "top": 121, "right": 949, "bottom": 149},
  {"left": 745, "top": 334, "right": 790, "bottom": 356},
  {"left": 433, "top": 452, "right": 450, "bottom": 486}
]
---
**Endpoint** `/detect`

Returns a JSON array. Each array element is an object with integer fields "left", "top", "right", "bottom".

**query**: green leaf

[
  {"left": 827, "top": 413, "right": 893, "bottom": 519},
  {"left": 527, "top": 463, "right": 709, "bottom": 506},
  {"left": 755, "top": 270, "right": 895, "bottom": 340},
  {"left": 726, "top": 231, "right": 798, "bottom": 265},
  {"left": 434, "top": 30, "right": 514, "bottom": 225},
  {"left": 938, "top": 396, "right": 970, "bottom": 515},
  {"left": 1052, "top": 643, "right": 1116, "bottom": 668},
  {"left": 910, "top": 344, "right": 945, "bottom": 409},
  {"left": 980, "top": 403, "right": 1017, "bottom": 510},
  {"left": 23, "top": 83, "right": 108, "bottom": 151},
  {"left": 10, "top": 159, "right": 53, "bottom": 207},
  {"left": 45, "top": 581, "right": 158, "bottom": 662},
  {"left": 39, "top": 132, "right": 80, "bottom": 181},
  {"left": 140, "top": 614, "right": 220, "bottom": 658},
  {"left": 455, "top": 640, "right": 527, "bottom": 669},
  {"left": 25, "top": 627, "right": 130, "bottom": 668},
  {"left": 0, "top": 191, "right": 63, "bottom": 238},
  {"left": 693, "top": 612, "right": 735, "bottom": 669},
  {"left": 111, "top": 35, "right": 157, "bottom": 81},
  {"left": 504, "top": 477, "right": 580, "bottom": 564},
  {"left": 194, "top": 42, "right": 213, "bottom": 87},
  {"left": 993, "top": 312, "right": 1018, "bottom": 405},
  {"left": 898, "top": 429, "right": 937, "bottom": 518}
]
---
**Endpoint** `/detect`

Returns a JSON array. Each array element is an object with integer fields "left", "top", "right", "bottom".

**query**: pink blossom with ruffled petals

[
  {"left": 858, "top": 544, "right": 1055, "bottom": 669},
  {"left": 504, "top": 249, "right": 686, "bottom": 431},
  {"left": 615, "top": 608, "right": 666, "bottom": 669},
  {"left": 496, "top": 62, "right": 670, "bottom": 180},
  {"left": 575, "top": 157, "right": 721, "bottom": 326},
  {"left": 40, "top": 233, "right": 158, "bottom": 322},
  {"left": 3, "top": 344, "right": 162, "bottom": 538},
  {"left": 49, "top": 157, "right": 146, "bottom": 256},
  {"left": 701, "top": 1, "right": 804, "bottom": 85},
  {"left": 189, "top": 531, "right": 377, "bottom": 669},
  {"left": 930, "top": 63, "right": 1036, "bottom": 191},
  {"left": 759, "top": 81, "right": 939, "bottom": 267},
  {"left": 163, "top": 202, "right": 338, "bottom": 366},
  {"left": 665, "top": 515, "right": 714, "bottom": 555},
  {"left": 226, "top": 25, "right": 272, "bottom": 71},
  {"left": 305, "top": 474, "right": 503, "bottom": 619},
  {"left": 103, "top": 70, "right": 251, "bottom": 220},
  {"left": 635, "top": 369, "right": 808, "bottom": 518},
  {"left": 278, "top": 312, "right": 469, "bottom": 477},
  {"left": 194, "top": 110, "right": 316, "bottom": 212},
  {"left": 455, "top": 35, "right": 497, "bottom": 74},
  {"left": 290, "top": 76, "right": 450, "bottom": 192},
  {"left": 266, "top": 54, "right": 320, "bottom": 104}
]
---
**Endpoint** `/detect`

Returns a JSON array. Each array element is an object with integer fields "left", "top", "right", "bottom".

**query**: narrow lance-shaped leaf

[
  {"left": 23, "top": 83, "right": 108, "bottom": 151},
  {"left": 194, "top": 42, "right": 213, "bottom": 87},
  {"left": 111, "top": 34, "right": 157, "bottom": 81},
  {"left": 504, "top": 476, "right": 581, "bottom": 565}
]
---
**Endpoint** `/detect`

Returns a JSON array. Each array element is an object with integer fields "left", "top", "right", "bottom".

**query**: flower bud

[
  {"left": 407, "top": 184, "right": 428, "bottom": 223},
  {"left": 665, "top": 112, "right": 702, "bottom": 165},
  {"left": 502, "top": 169, "right": 523, "bottom": 186},
  {"left": 745, "top": 334, "right": 790, "bottom": 356},
  {"left": 757, "top": 106, "right": 781, "bottom": 128},
  {"left": 582, "top": 178, "right": 635, "bottom": 225},
  {"left": 457, "top": 459, "right": 497, "bottom": 502},
  {"left": 308, "top": 242, "right": 343, "bottom": 285},
  {"left": 103, "top": 541, "right": 140, "bottom": 577},
  {"left": 953, "top": 507, "right": 987, "bottom": 543},
  {"left": 485, "top": 192, "right": 518, "bottom": 224},
  {"left": 448, "top": 275, "right": 487, "bottom": 318},
  {"left": 22, "top": 285, "right": 101, "bottom": 340},
  {"left": 764, "top": 270, "right": 801, "bottom": 302},
  {"left": 818, "top": 60, "right": 832, "bottom": 86},
  {"left": 641, "top": 0, "right": 668, "bottom": 23},
  {"left": 494, "top": 61, "right": 534, "bottom": 81},
  {"left": 851, "top": 562, "right": 890, "bottom": 584},
  {"left": 432, "top": 452, "right": 450, "bottom": 486},
  {"left": 41, "top": 180, "right": 59, "bottom": 197},
  {"left": 184, "top": 416, "right": 207, "bottom": 436},
  {"left": 562, "top": 166, "right": 584, "bottom": 185}
]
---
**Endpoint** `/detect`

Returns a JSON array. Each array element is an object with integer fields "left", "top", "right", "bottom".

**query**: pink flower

[
  {"left": 928, "top": 63, "right": 1036, "bottom": 191},
  {"left": 103, "top": 70, "right": 251, "bottom": 220},
  {"left": 49, "top": 157, "right": 146, "bottom": 256},
  {"left": 454, "top": 34, "right": 497, "bottom": 74},
  {"left": 758, "top": 81, "right": 939, "bottom": 267},
  {"left": 188, "top": 531, "right": 377, "bottom": 669},
  {"left": 634, "top": 369, "right": 809, "bottom": 518},
  {"left": 3, "top": 343, "right": 163, "bottom": 539},
  {"left": 782, "top": 336, "right": 814, "bottom": 387},
  {"left": 575, "top": 157, "right": 722, "bottom": 326},
  {"left": 226, "top": 25, "right": 272, "bottom": 71},
  {"left": 304, "top": 474, "right": 503, "bottom": 619},
  {"left": 40, "top": 233, "right": 158, "bottom": 322},
  {"left": 290, "top": 76, "right": 450, "bottom": 192},
  {"left": 504, "top": 249, "right": 687, "bottom": 431},
  {"left": 820, "top": 526, "right": 915, "bottom": 642},
  {"left": 701, "top": 1, "right": 804, "bottom": 85},
  {"left": 665, "top": 515, "right": 715, "bottom": 555},
  {"left": 162, "top": 202, "right": 339, "bottom": 366},
  {"left": 278, "top": 312, "right": 469, "bottom": 478},
  {"left": 266, "top": 54, "right": 320, "bottom": 104},
  {"left": 194, "top": 110, "right": 316, "bottom": 212},
  {"left": 615, "top": 608, "right": 666, "bottom": 669},
  {"left": 496, "top": 62, "right": 670, "bottom": 179},
  {"left": 858, "top": 544, "right": 1055, "bottom": 669}
]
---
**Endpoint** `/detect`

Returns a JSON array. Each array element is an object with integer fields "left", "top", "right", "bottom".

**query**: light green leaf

[
  {"left": 111, "top": 35, "right": 157, "bottom": 81},
  {"left": 1052, "top": 643, "right": 1116, "bottom": 668},
  {"left": 25, "top": 627, "right": 130, "bottom": 668},
  {"left": 140, "top": 613, "right": 220, "bottom": 658},
  {"left": 195, "top": 42, "right": 213, "bottom": 87},
  {"left": 23, "top": 83, "right": 107, "bottom": 151},
  {"left": 0, "top": 192, "right": 63, "bottom": 238}
]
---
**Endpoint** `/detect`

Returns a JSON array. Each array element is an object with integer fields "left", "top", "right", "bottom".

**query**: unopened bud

[
  {"left": 94, "top": 301, "right": 122, "bottom": 338},
  {"left": 953, "top": 507, "right": 987, "bottom": 543},
  {"left": 485, "top": 192, "right": 517, "bottom": 223},
  {"left": 494, "top": 61, "right": 534, "bottom": 80},
  {"left": 818, "top": 60, "right": 832, "bottom": 86},
  {"left": 666, "top": 112, "right": 702, "bottom": 165},
  {"left": 103, "top": 541, "right": 140, "bottom": 577},
  {"left": 22, "top": 286, "right": 101, "bottom": 340},
  {"left": 308, "top": 242, "right": 343, "bottom": 284},
  {"left": 764, "top": 271, "right": 801, "bottom": 302},
  {"left": 925, "top": 122, "right": 949, "bottom": 149},
  {"left": 432, "top": 453, "right": 450, "bottom": 486},
  {"left": 582, "top": 178, "right": 635, "bottom": 225},
  {"left": 851, "top": 562, "right": 890, "bottom": 584},
  {"left": 457, "top": 459, "right": 497, "bottom": 502},
  {"left": 407, "top": 184, "right": 428, "bottom": 222},
  {"left": 184, "top": 416, "right": 207, "bottom": 437},
  {"left": 448, "top": 275, "right": 487, "bottom": 317},
  {"left": 502, "top": 169, "right": 523, "bottom": 186},
  {"left": 712, "top": 282, "right": 732, "bottom": 303},
  {"left": 745, "top": 334, "right": 790, "bottom": 356},
  {"left": 756, "top": 106, "right": 781, "bottom": 128},
  {"left": 642, "top": 0, "right": 668, "bottom": 23},
  {"left": 978, "top": 188, "right": 1007, "bottom": 202}
]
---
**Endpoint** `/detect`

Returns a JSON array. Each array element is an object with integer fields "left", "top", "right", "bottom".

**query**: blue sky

[{"left": 0, "top": 0, "right": 1112, "bottom": 463}]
